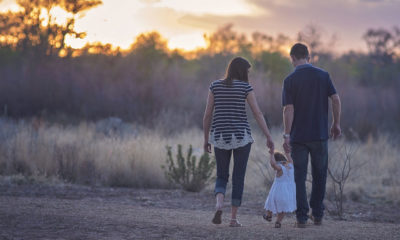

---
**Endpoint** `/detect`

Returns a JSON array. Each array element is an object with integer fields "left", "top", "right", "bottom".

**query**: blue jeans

[
  {"left": 214, "top": 143, "right": 251, "bottom": 207},
  {"left": 291, "top": 141, "right": 328, "bottom": 223}
]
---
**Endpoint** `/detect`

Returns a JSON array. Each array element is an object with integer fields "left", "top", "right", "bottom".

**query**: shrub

[
  {"left": 327, "top": 140, "right": 362, "bottom": 218},
  {"left": 162, "top": 144, "right": 215, "bottom": 192}
]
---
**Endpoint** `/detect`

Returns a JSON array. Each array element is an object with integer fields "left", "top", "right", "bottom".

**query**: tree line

[{"left": 0, "top": 0, "right": 400, "bottom": 138}]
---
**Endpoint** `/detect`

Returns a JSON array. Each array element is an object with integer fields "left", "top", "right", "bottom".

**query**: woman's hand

[
  {"left": 266, "top": 136, "right": 274, "bottom": 152},
  {"left": 204, "top": 142, "right": 212, "bottom": 153}
]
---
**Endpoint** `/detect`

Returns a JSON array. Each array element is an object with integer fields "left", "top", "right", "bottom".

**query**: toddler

[{"left": 263, "top": 151, "right": 296, "bottom": 228}]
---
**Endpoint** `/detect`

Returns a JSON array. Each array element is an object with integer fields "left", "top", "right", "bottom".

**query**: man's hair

[
  {"left": 274, "top": 152, "right": 287, "bottom": 163},
  {"left": 290, "top": 43, "right": 309, "bottom": 59}
]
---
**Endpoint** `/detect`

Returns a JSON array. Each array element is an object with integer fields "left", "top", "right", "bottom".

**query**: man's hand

[
  {"left": 330, "top": 123, "right": 341, "bottom": 140},
  {"left": 283, "top": 137, "right": 291, "bottom": 153},
  {"left": 204, "top": 142, "right": 212, "bottom": 153}
]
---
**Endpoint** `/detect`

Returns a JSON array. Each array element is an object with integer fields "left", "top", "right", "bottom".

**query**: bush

[{"left": 162, "top": 144, "right": 215, "bottom": 192}]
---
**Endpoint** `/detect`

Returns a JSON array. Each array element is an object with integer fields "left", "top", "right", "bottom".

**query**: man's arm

[
  {"left": 283, "top": 104, "right": 294, "bottom": 152},
  {"left": 330, "top": 94, "right": 341, "bottom": 139}
]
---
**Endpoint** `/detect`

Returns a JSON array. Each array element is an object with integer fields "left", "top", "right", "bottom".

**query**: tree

[
  {"left": 363, "top": 26, "right": 400, "bottom": 64},
  {"left": 297, "top": 25, "right": 323, "bottom": 53},
  {"left": 0, "top": 0, "right": 102, "bottom": 57},
  {"left": 297, "top": 24, "right": 337, "bottom": 62},
  {"left": 203, "top": 24, "right": 252, "bottom": 57}
]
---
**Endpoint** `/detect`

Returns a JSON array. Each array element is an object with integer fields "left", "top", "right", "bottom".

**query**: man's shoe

[
  {"left": 310, "top": 215, "right": 322, "bottom": 225},
  {"left": 295, "top": 221, "right": 307, "bottom": 228}
]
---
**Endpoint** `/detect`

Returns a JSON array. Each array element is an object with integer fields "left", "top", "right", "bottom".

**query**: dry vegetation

[{"left": 0, "top": 117, "right": 399, "bottom": 206}]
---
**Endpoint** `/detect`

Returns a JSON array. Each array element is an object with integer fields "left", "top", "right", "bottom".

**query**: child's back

[
  {"left": 263, "top": 151, "right": 296, "bottom": 228},
  {"left": 264, "top": 163, "right": 296, "bottom": 214}
]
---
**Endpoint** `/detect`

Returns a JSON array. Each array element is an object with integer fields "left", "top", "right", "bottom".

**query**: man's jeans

[
  {"left": 214, "top": 143, "right": 251, "bottom": 207},
  {"left": 291, "top": 141, "right": 328, "bottom": 223}
]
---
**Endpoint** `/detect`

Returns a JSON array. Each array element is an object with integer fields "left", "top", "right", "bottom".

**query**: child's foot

[
  {"left": 262, "top": 213, "right": 272, "bottom": 222},
  {"left": 229, "top": 219, "right": 242, "bottom": 227},
  {"left": 274, "top": 222, "right": 281, "bottom": 228}
]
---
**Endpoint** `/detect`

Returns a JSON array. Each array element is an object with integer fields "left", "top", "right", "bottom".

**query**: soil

[{"left": 0, "top": 183, "right": 399, "bottom": 240}]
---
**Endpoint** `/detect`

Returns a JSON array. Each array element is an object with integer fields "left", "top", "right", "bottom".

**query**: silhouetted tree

[
  {"left": 363, "top": 26, "right": 400, "bottom": 64},
  {"left": 203, "top": 24, "right": 251, "bottom": 57},
  {"left": 0, "top": 0, "right": 102, "bottom": 57}
]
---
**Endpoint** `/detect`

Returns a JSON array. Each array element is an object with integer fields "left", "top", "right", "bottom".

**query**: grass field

[{"left": 0, "top": 117, "right": 399, "bottom": 205}]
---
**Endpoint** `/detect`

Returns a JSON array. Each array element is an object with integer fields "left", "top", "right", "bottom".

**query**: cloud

[
  {"left": 138, "top": 0, "right": 161, "bottom": 4},
  {"left": 179, "top": 0, "right": 400, "bottom": 51}
]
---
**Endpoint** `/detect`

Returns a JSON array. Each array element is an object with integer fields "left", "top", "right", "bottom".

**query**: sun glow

[
  {"left": 0, "top": 0, "right": 263, "bottom": 52},
  {"left": 167, "top": 32, "right": 207, "bottom": 51},
  {"left": 152, "top": 0, "right": 260, "bottom": 16},
  {"left": 40, "top": 6, "right": 72, "bottom": 27}
]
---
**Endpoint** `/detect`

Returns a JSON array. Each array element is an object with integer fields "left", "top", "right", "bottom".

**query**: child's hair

[{"left": 274, "top": 152, "right": 287, "bottom": 163}]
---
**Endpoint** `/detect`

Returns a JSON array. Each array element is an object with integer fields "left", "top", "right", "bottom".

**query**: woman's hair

[
  {"left": 274, "top": 152, "right": 287, "bottom": 163},
  {"left": 224, "top": 57, "right": 251, "bottom": 85}
]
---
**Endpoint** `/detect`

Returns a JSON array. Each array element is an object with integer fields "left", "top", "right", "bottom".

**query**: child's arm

[
  {"left": 269, "top": 152, "right": 282, "bottom": 172},
  {"left": 284, "top": 152, "right": 293, "bottom": 164}
]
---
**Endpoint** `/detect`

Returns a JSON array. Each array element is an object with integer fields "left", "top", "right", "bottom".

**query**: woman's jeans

[
  {"left": 214, "top": 143, "right": 251, "bottom": 207},
  {"left": 291, "top": 140, "right": 328, "bottom": 223}
]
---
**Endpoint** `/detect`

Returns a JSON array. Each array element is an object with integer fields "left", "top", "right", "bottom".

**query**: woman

[{"left": 203, "top": 57, "right": 274, "bottom": 227}]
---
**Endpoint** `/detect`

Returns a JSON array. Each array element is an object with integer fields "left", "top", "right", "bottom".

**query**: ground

[{"left": 0, "top": 183, "right": 399, "bottom": 240}]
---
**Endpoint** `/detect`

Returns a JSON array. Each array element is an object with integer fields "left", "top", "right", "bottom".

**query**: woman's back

[{"left": 209, "top": 79, "right": 254, "bottom": 150}]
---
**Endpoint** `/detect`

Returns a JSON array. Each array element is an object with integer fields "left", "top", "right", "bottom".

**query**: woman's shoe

[
  {"left": 212, "top": 210, "right": 222, "bottom": 224},
  {"left": 229, "top": 219, "right": 242, "bottom": 227}
]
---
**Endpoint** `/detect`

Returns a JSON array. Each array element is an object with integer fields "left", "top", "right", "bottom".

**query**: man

[{"left": 282, "top": 43, "right": 341, "bottom": 228}]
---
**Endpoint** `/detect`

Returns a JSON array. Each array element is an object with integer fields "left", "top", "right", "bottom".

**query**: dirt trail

[{"left": 0, "top": 184, "right": 399, "bottom": 240}]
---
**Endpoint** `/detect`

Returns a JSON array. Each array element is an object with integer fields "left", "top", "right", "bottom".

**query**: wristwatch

[{"left": 283, "top": 134, "right": 290, "bottom": 139}]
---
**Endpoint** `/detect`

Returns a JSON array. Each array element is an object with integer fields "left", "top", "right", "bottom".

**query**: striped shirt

[{"left": 208, "top": 79, "right": 254, "bottom": 150}]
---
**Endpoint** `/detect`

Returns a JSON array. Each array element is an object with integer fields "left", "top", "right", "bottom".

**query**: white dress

[{"left": 264, "top": 163, "right": 296, "bottom": 214}]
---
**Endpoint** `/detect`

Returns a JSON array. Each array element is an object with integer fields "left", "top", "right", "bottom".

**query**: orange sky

[{"left": 1, "top": 0, "right": 399, "bottom": 52}]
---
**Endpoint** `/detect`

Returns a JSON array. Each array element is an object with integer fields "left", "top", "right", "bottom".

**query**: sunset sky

[{"left": 0, "top": 0, "right": 399, "bottom": 52}]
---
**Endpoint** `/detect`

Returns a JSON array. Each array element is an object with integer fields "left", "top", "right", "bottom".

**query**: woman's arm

[
  {"left": 203, "top": 90, "right": 214, "bottom": 153},
  {"left": 247, "top": 91, "right": 274, "bottom": 151}
]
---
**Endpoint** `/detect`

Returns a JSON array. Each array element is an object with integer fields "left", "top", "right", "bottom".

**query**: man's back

[{"left": 282, "top": 64, "right": 336, "bottom": 143}]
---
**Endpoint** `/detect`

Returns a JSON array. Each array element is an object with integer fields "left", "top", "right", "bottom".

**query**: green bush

[{"left": 162, "top": 144, "right": 215, "bottom": 192}]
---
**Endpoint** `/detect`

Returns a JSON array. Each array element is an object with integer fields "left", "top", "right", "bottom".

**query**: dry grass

[{"left": 0, "top": 117, "right": 398, "bottom": 203}]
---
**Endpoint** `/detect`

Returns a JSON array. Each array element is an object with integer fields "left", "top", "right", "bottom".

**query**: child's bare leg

[
  {"left": 274, "top": 212, "right": 285, "bottom": 228},
  {"left": 276, "top": 212, "right": 285, "bottom": 223}
]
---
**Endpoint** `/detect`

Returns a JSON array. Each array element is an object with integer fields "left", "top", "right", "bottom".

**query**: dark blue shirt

[{"left": 282, "top": 64, "right": 337, "bottom": 143}]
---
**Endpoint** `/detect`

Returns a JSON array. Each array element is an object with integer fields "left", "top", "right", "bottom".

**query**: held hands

[
  {"left": 266, "top": 136, "right": 274, "bottom": 153},
  {"left": 283, "top": 137, "right": 291, "bottom": 153},
  {"left": 330, "top": 123, "right": 341, "bottom": 140}
]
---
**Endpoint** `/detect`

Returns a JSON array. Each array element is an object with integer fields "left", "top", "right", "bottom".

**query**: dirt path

[{"left": 0, "top": 183, "right": 399, "bottom": 240}]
